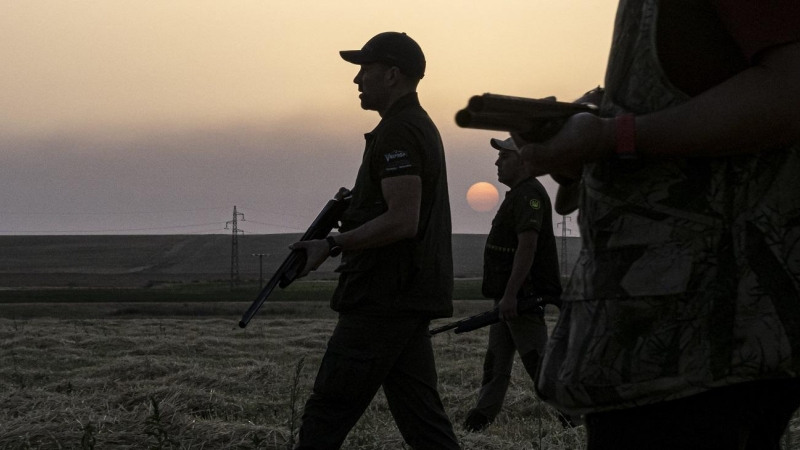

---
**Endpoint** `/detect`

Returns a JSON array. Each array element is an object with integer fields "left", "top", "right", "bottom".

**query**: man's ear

[
  {"left": 518, "top": 153, "right": 532, "bottom": 174},
  {"left": 384, "top": 66, "right": 401, "bottom": 86}
]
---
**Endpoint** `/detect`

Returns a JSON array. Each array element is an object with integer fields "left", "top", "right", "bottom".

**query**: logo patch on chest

[{"left": 530, "top": 199, "right": 541, "bottom": 210}]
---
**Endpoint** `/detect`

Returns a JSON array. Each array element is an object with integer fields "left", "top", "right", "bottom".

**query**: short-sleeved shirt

[
  {"left": 482, "top": 177, "right": 562, "bottom": 300},
  {"left": 331, "top": 93, "right": 453, "bottom": 319}
]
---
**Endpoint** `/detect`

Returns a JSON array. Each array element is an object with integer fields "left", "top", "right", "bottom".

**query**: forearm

[
  {"left": 502, "top": 234, "right": 537, "bottom": 300},
  {"left": 334, "top": 175, "right": 421, "bottom": 251},
  {"left": 634, "top": 41, "right": 800, "bottom": 157},
  {"left": 335, "top": 209, "right": 418, "bottom": 251}
]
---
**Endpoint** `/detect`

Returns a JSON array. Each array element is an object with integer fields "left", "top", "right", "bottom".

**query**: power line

[
  {"left": 237, "top": 204, "right": 315, "bottom": 223},
  {"left": 184, "top": 228, "right": 232, "bottom": 235},
  {"left": 0, "top": 205, "right": 312, "bottom": 234},
  {"left": 0, "top": 207, "right": 231, "bottom": 216},
  {"left": 240, "top": 219, "right": 304, "bottom": 231},
  {"left": 0, "top": 221, "right": 228, "bottom": 234}
]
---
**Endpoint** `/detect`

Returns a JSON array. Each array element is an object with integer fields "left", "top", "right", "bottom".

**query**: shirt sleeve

[
  {"left": 710, "top": 0, "right": 800, "bottom": 62},
  {"left": 513, "top": 187, "right": 545, "bottom": 234},
  {"left": 375, "top": 121, "right": 422, "bottom": 179}
]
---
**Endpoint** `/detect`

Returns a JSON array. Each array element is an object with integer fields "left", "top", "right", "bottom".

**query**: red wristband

[{"left": 614, "top": 114, "right": 637, "bottom": 159}]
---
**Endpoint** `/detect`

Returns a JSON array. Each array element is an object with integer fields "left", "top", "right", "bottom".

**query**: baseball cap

[
  {"left": 490, "top": 137, "right": 519, "bottom": 152},
  {"left": 340, "top": 32, "right": 426, "bottom": 79}
]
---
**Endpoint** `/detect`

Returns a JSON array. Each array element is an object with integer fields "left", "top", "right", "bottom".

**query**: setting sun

[{"left": 466, "top": 182, "right": 500, "bottom": 212}]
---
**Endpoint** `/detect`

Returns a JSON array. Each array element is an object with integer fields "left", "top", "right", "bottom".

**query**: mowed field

[
  {"left": 2, "top": 236, "right": 797, "bottom": 449},
  {"left": 0, "top": 235, "right": 587, "bottom": 448},
  {"left": 1, "top": 302, "right": 589, "bottom": 450}
]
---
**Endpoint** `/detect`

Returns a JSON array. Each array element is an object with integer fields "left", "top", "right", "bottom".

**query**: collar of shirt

[
  {"left": 365, "top": 92, "right": 421, "bottom": 138},
  {"left": 506, "top": 176, "right": 536, "bottom": 195}
]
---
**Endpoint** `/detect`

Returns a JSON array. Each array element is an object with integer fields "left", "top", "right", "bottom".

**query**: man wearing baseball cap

[
  {"left": 463, "top": 137, "right": 562, "bottom": 432},
  {"left": 290, "top": 32, "right": 460, "bottom": 449},
  {"left": 339, "top": 31, "right": 426, "bottom": 80}
]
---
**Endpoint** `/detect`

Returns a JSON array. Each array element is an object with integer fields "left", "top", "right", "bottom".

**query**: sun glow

[{"left": 466, "top": 182, "right": 500, "bottom": 212}]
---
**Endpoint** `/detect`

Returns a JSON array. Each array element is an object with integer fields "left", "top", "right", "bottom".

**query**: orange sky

[{"left": 0, "top": 1, "right": 617, "bottom": 235}]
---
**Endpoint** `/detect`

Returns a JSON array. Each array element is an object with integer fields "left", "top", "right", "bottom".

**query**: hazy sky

[{"left": 0, "top": 1, "right": 617, "bottom": 235}]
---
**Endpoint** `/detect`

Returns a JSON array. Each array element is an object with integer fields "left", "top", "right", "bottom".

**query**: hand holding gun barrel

[
  {"left": 455, "top": 93, "right": 599, "bottom": 143},
  {"left": 238, "top": 188, "right": 351, "bottom": 328},
  {"left": 458, "top": 89, "right": 605, "bottom": 213}
]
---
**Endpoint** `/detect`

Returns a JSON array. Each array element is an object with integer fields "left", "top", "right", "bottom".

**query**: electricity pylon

[{"left": 226, "top": 206, "right": 245, "bottom": 289}]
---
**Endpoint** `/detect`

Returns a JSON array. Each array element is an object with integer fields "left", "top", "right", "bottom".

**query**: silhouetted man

[
  {"left": 290, "top": 31, "right": 460, "bottom": 450},
  {"left": 463, "top": 137, "right": 561, "bottom": 432}
]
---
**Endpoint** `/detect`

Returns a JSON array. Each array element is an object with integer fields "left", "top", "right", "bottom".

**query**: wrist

[
  {"left": 592, "top": 117, "right": 616, "bottom": 160},
  {"left": 612, "top": 114, "right": 638, "bottom": 159},
  {"left": 502, "top": 294, "right": 517, "bottom": 303},
  {"left": 325, "top": 235, "right": 343, "bottom": 257}
]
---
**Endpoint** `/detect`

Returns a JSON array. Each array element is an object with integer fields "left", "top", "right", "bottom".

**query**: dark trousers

[
  {"left": 469, "top": 310, "right": 548, "bottom": 421},
  {"left": 296, "top": 314, "right": 460, "bottom": 450},
  {"left": 585, "top": 378, "right": 800, "bottom": 450}
]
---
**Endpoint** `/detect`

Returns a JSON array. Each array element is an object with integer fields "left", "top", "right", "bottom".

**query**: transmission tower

[
  {"left": 225, "top": 206, "right": 245, "bottom": 289},
  {"left": 557, "top": 215, "right": 572, "bottom": 277}
]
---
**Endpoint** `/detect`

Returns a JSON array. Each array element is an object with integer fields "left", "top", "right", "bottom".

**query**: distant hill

[{"left": 0, "top": 234, "right": 582, "bottom": 288}]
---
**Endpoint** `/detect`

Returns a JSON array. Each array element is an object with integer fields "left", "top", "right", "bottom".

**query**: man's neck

[
  {"left": 504, "top": 174, "right": 530, "bottom": 190},
  {"left": 378, "top": 88, "right": 416, "bottom": 117}
]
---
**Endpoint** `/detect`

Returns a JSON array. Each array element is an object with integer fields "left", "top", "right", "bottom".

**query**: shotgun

[
  {"left": 238, "top": 188, "right": 351, "bottom": 328},
  {"left": 455, "top": 93, "right": 598, "bottom": 142},
  {"left": 430, "top": 296, "right": 561, "bottom": 335}
]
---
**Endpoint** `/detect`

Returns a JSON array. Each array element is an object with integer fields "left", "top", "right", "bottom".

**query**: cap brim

[
  {"left": 490, "top": 137, "right": 519, "bottom": 152},
  {"left": 340, "top": 50, "right": 376, "bottom": 64}
]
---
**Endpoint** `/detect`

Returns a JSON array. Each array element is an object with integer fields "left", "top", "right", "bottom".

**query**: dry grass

[
  {"left": 0, "top": 303, "right": 584, "bottom": 449},
  {"left": 1, "top": 304, "right": 797, "bottom": 449}
]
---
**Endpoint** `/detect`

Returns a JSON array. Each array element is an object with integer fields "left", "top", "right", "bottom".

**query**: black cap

[
  {"left": 340, "top": 32, "right": 426, "bottom": 79},
  {"left": 490, "top": 137, "right": 520, "bottom": 153}
]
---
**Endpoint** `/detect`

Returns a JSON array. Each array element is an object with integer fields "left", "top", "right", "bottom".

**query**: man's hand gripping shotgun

[
  {"left": 455, "top": 93, "right": 598, "bottom": 142},
  {"left": 238, "top": 188, "right": 352, "bottom": 328},
  {"left": 430, "top": 296, "right": 562, "bottom": 335}
]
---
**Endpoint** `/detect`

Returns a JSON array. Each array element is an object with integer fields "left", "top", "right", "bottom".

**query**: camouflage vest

[{"left": 538, "top": 0, "right": 800, "bottom": 414}]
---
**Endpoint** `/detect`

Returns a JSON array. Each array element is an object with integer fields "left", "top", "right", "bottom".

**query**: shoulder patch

[
  {"left": 384, "top": 150, "right": 413, "bottom": 172},
  {"left": 384, "top": 150, "right": 408, "bottom": 162},
  {"left": 529, "top": 199, "right": 541, "bottom": 210}
]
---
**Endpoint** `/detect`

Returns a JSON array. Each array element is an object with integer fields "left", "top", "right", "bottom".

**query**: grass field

[
  {"left": 1, "top": 301, "right": 586, "bottom": 449},
  {"left": 0, "top": 258, "right": 800, "bottom": 450},
  {"left": 3, "top": 301, "right": 800, "bottom": 449},
  {"left": 0, "top": 279, "right": 488, "bottom": 305}
]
